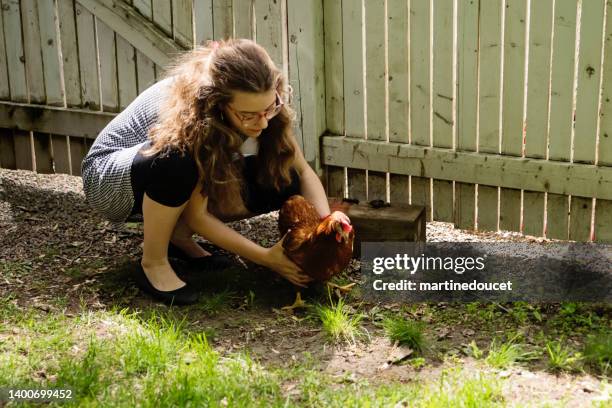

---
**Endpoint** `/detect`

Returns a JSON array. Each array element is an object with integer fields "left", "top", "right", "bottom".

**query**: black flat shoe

[
  {"left": 168, "top": 241, "right": 234, "bottom": 270},
  {"left": 133, "top": 264, "right": 199, "bottom": 305}
]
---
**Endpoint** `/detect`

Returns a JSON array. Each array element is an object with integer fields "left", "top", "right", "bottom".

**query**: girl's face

[{"left": 225, "top": 88, "right": 278, "bottom": 138}]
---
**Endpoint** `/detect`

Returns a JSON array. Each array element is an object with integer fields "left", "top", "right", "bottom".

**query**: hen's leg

[
  {"left": 281, "top": 292, "right": 307, "bottom": 312},
  {"left": 327, "top": 282, "right": 356, "bottom": 296}
]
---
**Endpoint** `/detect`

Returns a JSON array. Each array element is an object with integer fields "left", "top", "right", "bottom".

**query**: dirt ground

[{"left": 0, "top": 169, "right": 609, "bottom": 407}]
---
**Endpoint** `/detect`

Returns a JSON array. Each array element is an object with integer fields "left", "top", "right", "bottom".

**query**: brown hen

[{"left": 278, "top": 195, "right": 355, "bottom": 311}]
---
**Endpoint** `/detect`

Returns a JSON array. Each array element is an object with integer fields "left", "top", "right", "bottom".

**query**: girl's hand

[{"left": 263, "top": 235, "right": 312, "bottom": 287}]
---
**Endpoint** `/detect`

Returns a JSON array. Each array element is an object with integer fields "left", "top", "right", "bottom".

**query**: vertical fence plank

[
  {"left": 50, "top": 134, "right": 70, "bottom": 174},
  {"left": 433, "top": 180, "right": 453, "bottom": 222},
  {"left": 365, "top": 0, "right": 385, "bottom": 141},
  {"left": 33, "top": 133, "right": 53, "bottom": 173},
  {"left": 594, "top": 200, "right": 612, "bottom": 243},
  {"left": 546, "top": 193, "right": 569, "bottom": 239},
  {"left": 255, "top": 0, "right": 283, "bottom": 69},
  {"left": 0, "top": 1, "right": 9, "bottom": 100},
  {"left": 409, "top": 0, "right": 430, "bottom": 146},
  {"left": 213, "top": 0, "right": 232, "bottom": 40},
  {"left": 364, "top": 0, "right": 386, "bottom": 202},
  {"left": 523, "top": 190, "right": 544, "bottom": 237},
  {"left": 57, "top": 0, "right": 81, "bottom": 107},
  {"left": 501, "top": 0, "right": 527, "bottom": 157},
  {"left": 136, "top": 50, "right": 156, "bottom": 92},
  {"left": 499, "top": 0, "right": 527, "bottom": 234},
  {"left": 342, "top": 0, "right": 365, "bottom": 139},
  {"left": 573, "top": 0, "right": 605, "bottom": 165},
  {"left": 410, "top": 0, "right": 431, "bottom": 217},
  {"left": 172, "top": 0, "right": 193, "bottom": 48},
  {"left": 97, "top": 20, "right": 119, "bottom": 112},
  {"left": 325, "top": 165, "right": 345, "bottom": 198},
  {"left": 324, "top": 0, "right": 344, "bottom": 135},
  {"left": 13, "top": 131, "right": 33, "bottom": 170},
  {"left": 388, "top": 0, "right": 409, "bottom": 206},
  {"left": 117, "top": 35, "right": 138, "bottom": 110},
  {"left": 549, "top": 0, "right": 576, "bottom": 162},
  {"left": 455, "top": 0, "right": 479, "bottom": 229},
  {"left": 152, "top": 0, "right": 172, "bottom": 36},
  {"left": 523, "top": 0, "right": 553, "bottom": 237},
  {"left": 234, "top": 0, "right": 253, "bottom": 39},
  {"left": 499, "top": 188, "right": 520, "bottom": 232},
  {"left": 21, "top": 0, "right": 46, "bottom": 104},
  {"left": 0, "top": 129, "right": 16, "bottom": 169},
  {"left": 38, "top": 0, "right": 63, "bottom": 106},
  {"left": 69, "top": 136, "right": 88, "bottom": 176},
  {"left": 133, "top": 0, "right": 153, "bottom": 20},
  {"left": 3, "top": 0, "right": 28, "bottom": 102},
  {"left": 343, "top": 0, "right": 366, "bottom": 201},
  {"left": 599, "top": 0, "right": 612, "bottom": 166},
  {"left": 75, "top": 3, "right": 99, "bottom": 110},
  {"left": 455, "top": 182, "right": 475, "bottom": 230},
  {"left": 347, "top": 167, "right": 366, "bottom": 202},
  {"left": 194, "top": 0, "right": 213, "bottom": 46},
  {"left": 477, "top": 186, "right": 498, "bottom": 231},
  {"left": 432, "top": 0, "right": 453, "bottom": 149},
  {"left": 569, "top": 197, "right": 592, "bottom": 241}
]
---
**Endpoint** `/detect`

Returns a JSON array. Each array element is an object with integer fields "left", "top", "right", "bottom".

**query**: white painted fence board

[
  {"left": 0, "top": 2, "right": 10, "bottom": 99},
  {"left": 37, "top": 0, "right": 63, "bottom": 106},
  {"left": 324, "top": 0, "right": 344, "bottom": 135},
  {"left": 548, "top": 0, "right": 577, "bottom": 162},
  {"left": 234, "top": 0, "right": 254, "bottom": 39},
  {"left": 409, "top": 0, "right": 430, "bottom": 146},
  {"left": 134, "top": 0, "right": 153, "bottom": 20},
  {"left": 432, "top": 0, "right": 453, "bottom": 149},
  {"left": 501, "top": 0, "right": 527, "bottom": 157},
  {"left": 2, "top": 0, "right": 28, "bottom": 102},
  {"left": 287, "top": 0, "right": 325, "bottom": 168},
  {"left": 599, "top": 0, "right": 612, "bottom": 166},
  {"left": 96, "top": 20, "right": 119, "bottom": 112},
  {"left": 478, "top": 185, "right": 498, "bottom": 231},
  {"left": 57, "top": 0, "right": 81, "bottom": 107},
  {"left": 193, "top": 0, "right": 213, "bottom": 46},
  {"left": 152, "top": 0, "right": 172, "bottom": 36},
  {"left": 255, "top": 0, "right": 283, "bottom": 69},
  {"left": 594, "top": 199, "right": 612, "bottom": 243},
  {"left": 546, "top": 193, "right": 569, "bottom": 239},
  {"left": 75, "top": 3, "right": 100, "bottom": 110},
  {"left": 136, "top": 50, "right": 156, "bottom": 92},
  {"left": 116, "top": 34, "right": 138, "bottom": 110},
  {"left": 173, "top": 0, "right": 193, "bottom": 48},
  {"left": 21, "top": 0, "right": 46, "bottom": 104},
  {"left": 213, "top": 0, "right": 232, "bottom": 40},
  {"left": 455, "top": 182, "right": 475, "bottom": 230},
  {"left": 573, "top": 0, "right": 604, "bottom": 165},
  {"left": 387, "top": 0, "right": 408, "bottom": 143},
  {"left": 478, "top": 0, "right": 502, "bottom": 154},
  {"left": 342, "top": 0, "right": 365, "bottom": 139},
  {"left": 524, "top": 0, "right": 553, "bottom": 158},
  {"left": 365, "top": 0, "right": 385, "bottom": 141}
]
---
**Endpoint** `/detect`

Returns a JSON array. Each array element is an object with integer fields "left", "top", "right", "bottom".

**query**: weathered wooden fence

[
  {"left": 0, "top": 0, "right": 323, "bottom": 175},
  {"left": 0, "top": 0, "right": 611, "bottom": 243},
  {"left": 322, "top": 0, "right": 612, "bottom": 243}
]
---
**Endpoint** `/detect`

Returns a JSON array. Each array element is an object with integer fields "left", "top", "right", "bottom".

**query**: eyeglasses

[{"left": 227, "top": 92, "right": 284, "bottom": 128}]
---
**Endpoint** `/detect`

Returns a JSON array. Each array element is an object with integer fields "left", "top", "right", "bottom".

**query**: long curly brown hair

[{"left": 145, "top": 39, "right": 296, "bottom": 212}]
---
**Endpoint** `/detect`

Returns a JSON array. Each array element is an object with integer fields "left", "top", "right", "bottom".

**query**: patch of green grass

[
  {"left": 545, "top": 340, "right": 582, "bottom": 372},
  {"left": 466, "top": 340, "right": 484, "bottom": 359},
  {"left": 0, "top": 260, "right": 32, "bottom": 279},
  {"left": 382, "top": 316, "right": 426, "bottom": 353},
  {"left": 192, "top": 289, "right": 234, "bottom": 315},
  {"left": 485, "top": 335, "right": 539, "bottom": 369},
  {"left": 316, "top": 298, "right": 365, "bottom": 344},
  {"left": 583, "top": 331, "right": 611, "bottom": 376}
]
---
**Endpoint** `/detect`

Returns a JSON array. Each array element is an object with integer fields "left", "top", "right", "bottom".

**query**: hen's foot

[
  {"left": 327, "top": 282, "right": 356, "bottom": 296},
  {"left": 281, "top": 292, "right": 307, "bottom": 313}
]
